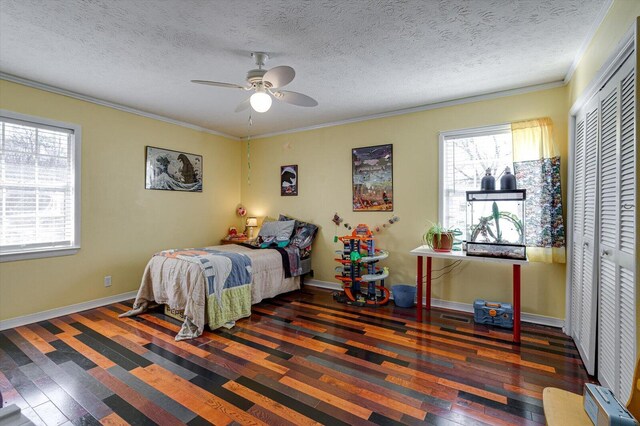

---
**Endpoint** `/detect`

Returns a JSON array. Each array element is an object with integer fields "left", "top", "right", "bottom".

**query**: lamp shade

[
  {"left": 246, "top": 217, "right": 258, "bottom": 227},
  {"left": 250, "top": 92, "right": 272, "bottom": 113}
]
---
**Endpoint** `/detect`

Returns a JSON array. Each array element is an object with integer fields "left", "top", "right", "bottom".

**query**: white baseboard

[
  {"left": 0, "top": 291, "right": 137, "bottom": 331},
  {"left": 304, "top": 279, "right": 342, "bottom": 291},
  {"left": 304, "top": 279, "right": 564, "bottom": 328},
  {"left": 1, "top": 280, "right": 564, "bottom": 331},
  {"left": 429, "top": 298, "right": 564, "bottom": 328}
]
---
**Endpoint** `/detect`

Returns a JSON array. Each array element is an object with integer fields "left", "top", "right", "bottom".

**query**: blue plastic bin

[{"left": 392, "top": 285, "right": 416, "bottom": 308}]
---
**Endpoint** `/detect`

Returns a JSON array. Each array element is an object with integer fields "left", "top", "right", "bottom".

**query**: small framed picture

[{"left": 281, "top": 165, "right": 298, "bottom": 196}]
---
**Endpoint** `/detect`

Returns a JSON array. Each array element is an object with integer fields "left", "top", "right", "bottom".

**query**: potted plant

[{"left": 423, "top": 223, "right": 458, "bottom": 252}]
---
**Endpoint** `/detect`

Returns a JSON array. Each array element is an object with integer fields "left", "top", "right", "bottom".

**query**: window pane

[
  {"left": 2, "top": 151, "right": 37, "bottom": 185},
  {"left": 38, "top": 216, "right": 69, "bottom": 243},
  {"left": 38, "top": 190, "right": 67, "bottom": 215},
  {"left": 38, "top": 129, "right": 69, "bottom": 157},
  {"left": 0, "top": 116, "right": 77, "bottom": 255},
  {"left": 38, "top": 156, "right": 71, "bottom": 186},
  {"left": 442, "top": 131, "right": 513, "bottom": 235},
  {"left": 4, "top": 123, "right": 36, "bottom": 152},
  {"left": 4, "top": 188, "right": 36, "bottom": 217},
  {"left": 1, "top": 216, "right": 37, "bottom": 245}
]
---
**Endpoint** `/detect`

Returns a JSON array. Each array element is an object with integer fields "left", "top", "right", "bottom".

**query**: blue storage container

[
  {"left": 392, "top": 285, "right": 416, "bottom": 308},
  {"left": 473, "top": 299, "right": 513, "bottom": 328}
]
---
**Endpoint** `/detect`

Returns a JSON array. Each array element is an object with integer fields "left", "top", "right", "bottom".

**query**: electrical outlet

[{"left": 104, "top": 276, "right": 112, "bottom": 287}]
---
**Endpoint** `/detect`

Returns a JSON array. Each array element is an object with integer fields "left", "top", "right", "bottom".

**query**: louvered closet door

[
  {"left": 599, "top": 74, "right": 619, "bottom": 392},
  {"left": 597, "top": 54, "right": 636, "bottom": 403},
  {"left": 570, "top": 94, "right": 599, "bottom": 375},
  {"left": 570, "top": 115, "right": 585, "bottom": 359}
]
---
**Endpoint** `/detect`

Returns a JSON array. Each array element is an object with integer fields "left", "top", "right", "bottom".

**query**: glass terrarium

[{"left": 465, "top": 190, "right": 526, "bottom": 260}]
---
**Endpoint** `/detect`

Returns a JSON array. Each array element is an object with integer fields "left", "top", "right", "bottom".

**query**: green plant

[
  {"left": 423, "top": 223, "right": 461, "bottom": 249},
  {"left": 470, "top": 202, "right": 524, "bottom": 243}
]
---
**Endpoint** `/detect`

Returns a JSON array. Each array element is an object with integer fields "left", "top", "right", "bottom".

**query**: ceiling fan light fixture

[
  {"left": 192, "top": 51, "right": 317, "bottom": 112},
  {"left": 250, "top": 91, "right": 272, "bottom": 113}
]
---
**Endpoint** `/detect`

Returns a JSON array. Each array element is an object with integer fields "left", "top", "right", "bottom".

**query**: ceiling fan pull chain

[{"left": 247, "top": 112, "right": 253, "bottom": 186}]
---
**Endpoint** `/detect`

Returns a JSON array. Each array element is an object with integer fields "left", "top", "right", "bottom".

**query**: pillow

[
  {"left": 258, "top": 220, "right": 296, "bottom": 248},
  {"left": 279, "top": 215, "right": 319, "bottom": 250}
]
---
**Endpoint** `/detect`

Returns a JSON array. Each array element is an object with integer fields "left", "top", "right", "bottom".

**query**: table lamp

[{"left": 246, "top": 217, "right": 258, "bottom": 239}]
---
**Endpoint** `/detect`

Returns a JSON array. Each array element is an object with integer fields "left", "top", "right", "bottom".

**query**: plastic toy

[
  {"left": 331, "top": 213, "right": 399, "bottom": 241},
  {"left": 473, "top": 299, "right": 513, "bottom": 328},
  {"left": 332, "top": 213, "right": 353, "bottom": 242},
  {"left": 332, "top": 213, "right": 343, "bottom": 226},
  {"left": 333, "top": 224, "right": 390, "bottom": 306}
]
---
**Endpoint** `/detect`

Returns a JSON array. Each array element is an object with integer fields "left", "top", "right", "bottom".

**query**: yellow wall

[
  {"left": 0, "top": 80, "right": 240, "bottom": 321},
  {"left": 241, "top": 86, "right": 569, "bottom": 319},
  {"left": 568, "top": 0, "right": 640, "bottom": 106}
]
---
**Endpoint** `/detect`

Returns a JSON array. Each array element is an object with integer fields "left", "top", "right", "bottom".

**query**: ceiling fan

[{"left": 191, "top": 52, "right": 318, "bottom": 113}]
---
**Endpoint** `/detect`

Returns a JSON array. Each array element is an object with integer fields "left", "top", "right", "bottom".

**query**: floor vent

[{"left": 441, "top": 314, "right": 470, "bottom": 323}]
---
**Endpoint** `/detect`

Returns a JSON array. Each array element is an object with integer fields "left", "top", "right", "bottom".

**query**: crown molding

[
  {"left": 243, "top": 80, "right": 565, "bottom": 140},
  {"left": 563, "top": 0, "right": 615, "bottom": 84},
  {"left": 0, "top": 72, "right": 239, "bottom": 140},
  {"left": 2, "top": 71, "right": 565, "bottom": 143}
]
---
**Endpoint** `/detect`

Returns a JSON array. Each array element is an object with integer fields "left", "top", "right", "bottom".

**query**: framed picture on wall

[
  {"left": 352, "top": 144, "right": 393, "bottom": 211},
  {"left": 145, "top": 146, "right": 203, "bottom": 192},
  {"left": 281, "top": 165, "right": 298, "bottom": 196}
]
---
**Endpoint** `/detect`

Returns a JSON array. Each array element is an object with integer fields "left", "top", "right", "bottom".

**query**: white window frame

[
  {"left": 0, "top": 109, "right": 81, "bottom": 262},
  {"left": 438, "top": 123, "right": 512, "bottom": 227}
]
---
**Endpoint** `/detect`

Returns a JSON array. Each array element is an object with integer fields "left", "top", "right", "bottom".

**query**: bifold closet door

[
  {"left": 570, "top": 94, "right": 599, "bottom": 375},
  {"left": 597, "top": 54, "right": 636, "bottom": 403}
]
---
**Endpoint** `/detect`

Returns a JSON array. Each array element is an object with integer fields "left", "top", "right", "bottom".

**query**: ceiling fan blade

[
  {"left": 191, "top": 80, "right": 246, "bottom": 89},
  {"left": 272, "top": 90, "right": 318, "bottom": 107},
  {"left": 235, "top": 98, "right": 250, "bottom": 113},
  {"left": 262, "top": 66, "right": 295, "bottom": 89}
]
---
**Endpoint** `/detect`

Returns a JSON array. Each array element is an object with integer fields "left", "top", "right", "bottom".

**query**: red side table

[{"left": 409, "top": 246, "right": 528, "bottom": 343}]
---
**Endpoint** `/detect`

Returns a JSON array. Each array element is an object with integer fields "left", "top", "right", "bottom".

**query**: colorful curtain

[{"left": 511, "top": 118, "right": 566, "bottom": 263}]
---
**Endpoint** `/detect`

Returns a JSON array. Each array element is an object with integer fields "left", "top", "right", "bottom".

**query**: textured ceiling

[{"left": 0, "top": 0, "right": 607, "bottom": 138}]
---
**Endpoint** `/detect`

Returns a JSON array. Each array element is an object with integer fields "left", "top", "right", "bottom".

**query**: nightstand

[{"left": 220, "top": 237, "right": 248, "bottom": 245}]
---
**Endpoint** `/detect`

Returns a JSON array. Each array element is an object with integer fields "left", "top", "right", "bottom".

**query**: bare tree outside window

[
  {"left": 442, "top": 130, "right": 513, "bottom": 235},
  {"left": 1, "top": 118, "right": 76, "bottom": 254}
]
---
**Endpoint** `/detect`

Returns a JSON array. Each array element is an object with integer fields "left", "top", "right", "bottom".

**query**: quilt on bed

[
  {"left": 239, "top": 243, "right": 302, "bottom": 277},
  {"left": 122, "top": 248, "right": 253, "bottom": 340}
]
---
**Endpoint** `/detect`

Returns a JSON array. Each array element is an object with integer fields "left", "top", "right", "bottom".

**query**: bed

[{"left": 120, "top": 216, "right": 317, "bottom": 340}]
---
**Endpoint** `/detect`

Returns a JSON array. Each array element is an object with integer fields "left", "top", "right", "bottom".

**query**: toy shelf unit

[
  {"left": 466, "top": 189, "right": 527, "bottom": 260},
  {"left": 334, "top": 224, "right": 391, "bottom": 306}
]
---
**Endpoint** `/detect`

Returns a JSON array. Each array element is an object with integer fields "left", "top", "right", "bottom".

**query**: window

[
  {"left": 439, "top": 124, "right": 512, "bottom": 234},
  {"left": 0, "top": 110, "right": 81, "bottom": 261}
]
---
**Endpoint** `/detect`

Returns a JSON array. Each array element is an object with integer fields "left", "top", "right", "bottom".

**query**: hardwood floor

[{"left": 0, "top": 287, "right": 591, "bottom": 425}]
